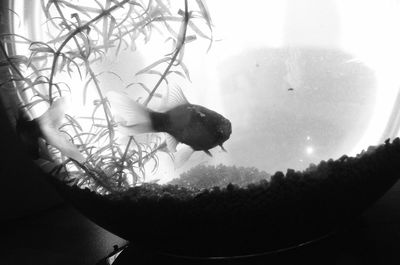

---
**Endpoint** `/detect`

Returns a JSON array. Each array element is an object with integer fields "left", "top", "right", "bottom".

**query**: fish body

[
  {"left": 107, "top": 90, "right": 232, "bottom": 156},
  {"left": 151, "top": 103, "right": 231, "bottom": 152}
]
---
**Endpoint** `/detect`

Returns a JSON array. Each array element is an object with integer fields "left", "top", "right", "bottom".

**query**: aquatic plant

[{"left": 0, "top": 0, "right": 213, "bottom": 194}]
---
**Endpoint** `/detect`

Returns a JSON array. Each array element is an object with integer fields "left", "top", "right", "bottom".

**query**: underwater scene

[{"left": 2, "top": 0, "right": 400, "bottom": 257}]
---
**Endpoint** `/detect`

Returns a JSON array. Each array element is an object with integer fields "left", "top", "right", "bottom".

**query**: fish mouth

[
  {"left": 219, "top": 118, "right": 232, "bottom": 142},
  {"left": 224, "top": 119, "right": 232, "bottom": 136}
]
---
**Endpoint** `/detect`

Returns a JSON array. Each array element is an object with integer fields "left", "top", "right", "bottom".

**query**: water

[{"left": 3, "top": 0, "right": 400, "bottom": 193}]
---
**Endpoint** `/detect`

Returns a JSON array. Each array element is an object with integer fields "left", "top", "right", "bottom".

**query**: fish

[
  {"left": 16, "top": 97, "right": 86, "bottom": 163},
  {"left": 107, "top": 87, "right": 232, "bottom": 159}
]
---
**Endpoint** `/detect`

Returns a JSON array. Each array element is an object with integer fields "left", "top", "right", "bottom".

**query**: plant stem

[
  {"left": 71, "top": 159, "right": 116, "bottom": 193},
  {"left": 48, "top": 0, "right": 131, "bottom": 104},
  {"left": 131, "top": 141, "right": 167, "bottom": 166},
  {"left": 117, "top": 136, "right": 134, "bottom": 186},
  {"left": 85, "top": 61, "right": 116, "bottom": 156},
  {"left": 143, "top": 0, "right": 189, "bottom": 106},
  {"left": 53, "top": 0, "right": 117, "bottom": 159}
]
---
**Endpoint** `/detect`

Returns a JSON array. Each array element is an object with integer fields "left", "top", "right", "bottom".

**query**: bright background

[{"left": 13, "top": 0, "right": 400, "bottom": 183}]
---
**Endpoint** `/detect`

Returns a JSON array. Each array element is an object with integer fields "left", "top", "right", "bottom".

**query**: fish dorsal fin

[
  {"left": 171, "top": 85, "right": 189, "bottom": 105},
  {"left": 160, "top": 85, "right": 189, "bottom": 111},
  {"left": 165, "top": 133, "right": 179, "bottom": 152}
]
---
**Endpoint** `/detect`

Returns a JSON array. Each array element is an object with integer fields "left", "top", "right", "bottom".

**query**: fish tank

[{"left": 1, "top": 0, "right": 400, "bottom": 259}]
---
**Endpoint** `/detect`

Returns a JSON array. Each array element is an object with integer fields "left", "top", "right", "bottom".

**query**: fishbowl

[{"left": 1, "top": 0, "right": 400, "bottom": 259}]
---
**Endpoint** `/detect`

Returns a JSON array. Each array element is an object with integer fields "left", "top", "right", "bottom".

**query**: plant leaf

[
  {"left": 135, "top": 57, "right": 170, "bottom": 75},
  {"left": 83, "top": 77, "right": 93, "bottom": 105},
  {"left": 29, "top": 42, "right": 55, "bottom": 53}
]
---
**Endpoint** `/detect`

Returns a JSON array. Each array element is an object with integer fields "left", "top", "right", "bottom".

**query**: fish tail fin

[
  {"left": 41, "top": 127, "right": 86, "bottom": 163},
  {"left": 36, "top": 97, "right": 86, "bottom": 163},
  {"left": 38, "top": 97, "right": 68, "bottom": 128},
  {"left": 17, "top": 97, "right": 67, "bottom": 159},
  {"left": 107, "top": 91, "right": 154, "bottom": 135}
]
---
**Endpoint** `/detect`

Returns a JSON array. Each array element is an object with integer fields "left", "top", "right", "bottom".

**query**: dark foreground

[
  {"left": 47, "top": 139, "right": 400, "bottom": 257},
  {"left": 1, "top": 180, "right": 400, "bottom": 265}
]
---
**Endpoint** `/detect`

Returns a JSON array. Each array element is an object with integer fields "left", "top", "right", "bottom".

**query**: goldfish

[
  {"left": 107, "top": 87, "right": 232, "bottom": 158},
  {"left": 16, "top": 97, "right": 85, "bottom": 163}
]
